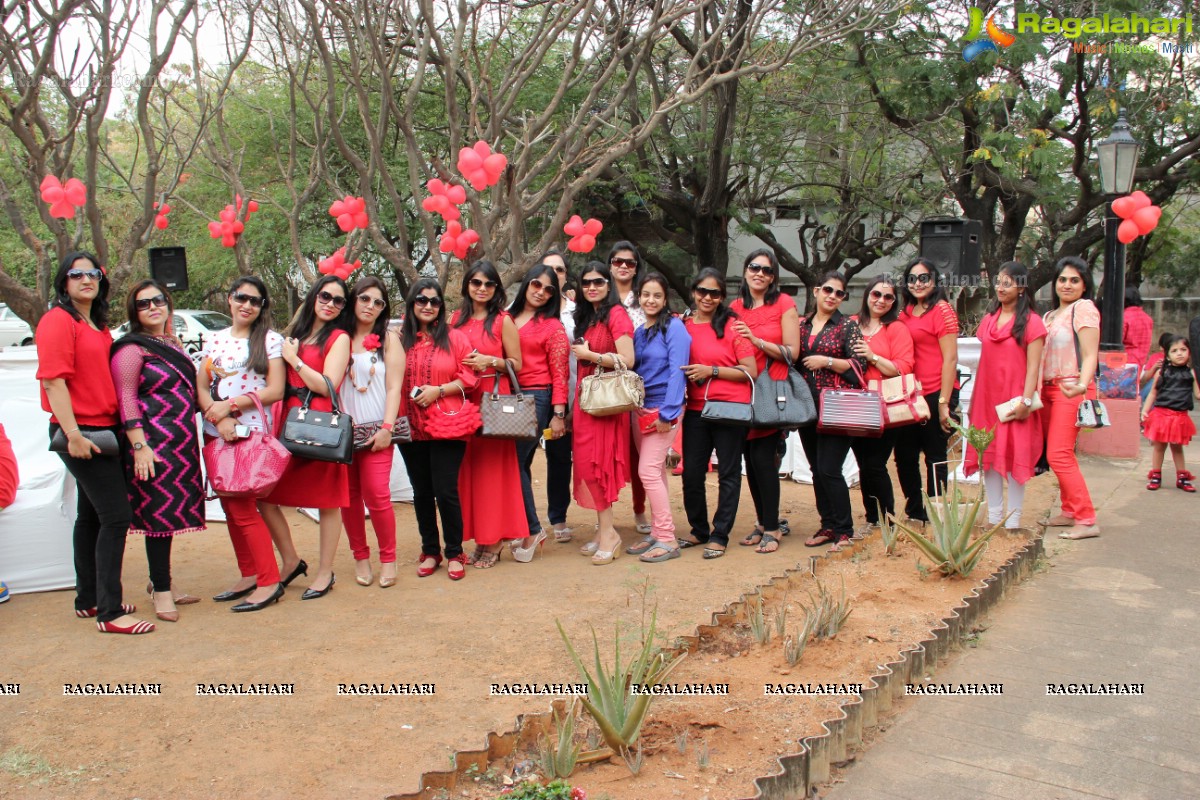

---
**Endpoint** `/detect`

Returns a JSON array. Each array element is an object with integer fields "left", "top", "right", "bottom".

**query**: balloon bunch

[
  {"left": 207, "top": 196, "right": 259, "bottom": 248},
  {"left": 329, "top": 195, "right": 369, "bottom": 233},
  {"left": 564, "top": 215, "right": 604, "bottom": 253},
  {"left": 1112, "top": 191, "right": 1162, "bottom": 244},
  {"left": 153, "top": 202, "right": 171, "bottom": 230},
  {"left": 40, "top": 176, "right": 87, "bottom": 219},
  {"left": 456, "top": 141, "right": 507, "bottom": 191},
  {"left": 422, "top": 179, "right": 467, "bottom": 222},
  {"left": 318, "top": 246, "right": 360, "bottom": 280},
  {"left": 439, "top": 220, "right": 480, "bottom": 260}
]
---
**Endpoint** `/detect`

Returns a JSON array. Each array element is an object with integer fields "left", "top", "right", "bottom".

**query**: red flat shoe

[
  {"left": 447, "top": 554, "right": 467, "bottom": 581},
  {"left": 76, "top": 603, "right": 135, "bottom": 618},
  {"left": 416, "top": 554, "right": 442, "bottom": 578},
  {"left": 96, "top": 619, "right": 155, "bottom": 634}
]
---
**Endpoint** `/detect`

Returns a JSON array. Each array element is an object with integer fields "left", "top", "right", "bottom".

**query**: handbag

[
  {"left": 353, "top": 418, "right": 412, "bottom": 450},
  {"left": 868, "top": 373, "right": 930, "bottom": 428},
  {"left": 49, "top": 427, "right": 119, "bottom": 458},
  {"left": 817, "top": 361, "right": 884, "bottom": 438},
  {"left": 202, "top": 394, "right": 291, "bottom": 497},
  {"left": 281, "top": 375, "right": 354, "bottom": 465},
  {"left": 578, "top": 354, "right": 644, "bottom": 416},
  {"left": 1076, "top": 398, "right": 1111, "bottom": 429},
  {"left": 751, "top": 345, "right": 816, "bottom": 430},
  {"left": 701, "top": 367, "right": 755, "bottom": 427},
  {"left": 995, "top": 392, "right": 1043, "bottom": 423},
  {"left": 479, "top": 361, "right": 539, "bottom": 440}
]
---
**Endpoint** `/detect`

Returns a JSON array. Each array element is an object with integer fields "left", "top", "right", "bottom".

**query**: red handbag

[
  {"left": 817, "top": 361, "right": 885, "bottom": 438},
  {"left": 202, "top": 393, "right": 291, "bottom": 498}
]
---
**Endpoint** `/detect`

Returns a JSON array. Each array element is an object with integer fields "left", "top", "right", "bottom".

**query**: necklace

[{"left": 348, "top": 350, "right": 378, "bottom": 393}]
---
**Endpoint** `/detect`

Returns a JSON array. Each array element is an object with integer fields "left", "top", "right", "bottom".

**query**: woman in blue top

[{"left": 627, "top": 272, "right": 691, "bottom": 562}]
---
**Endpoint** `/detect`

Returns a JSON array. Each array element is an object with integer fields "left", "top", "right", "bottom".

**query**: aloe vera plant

[
  {"left": 896, "top": 482, "right": 1003, "bottom": 577},
  {"left": 538, "top": 700, "right": 581, "bottom": 779}
]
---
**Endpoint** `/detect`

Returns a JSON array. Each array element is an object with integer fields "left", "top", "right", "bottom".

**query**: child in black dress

[{"left": 1141, "top": 335, "right": 1200, "bottom": 492}]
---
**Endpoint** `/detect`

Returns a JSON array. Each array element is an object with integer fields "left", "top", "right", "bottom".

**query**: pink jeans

[
  {"left": 1040, "top": 383, "right": 1096, "bottom": 525},
  {"left": 634, "top": 424, "right": 677, "bottom": 543},
  {"left": 342, "top": 446, "right": 397, "bottom": 562}
]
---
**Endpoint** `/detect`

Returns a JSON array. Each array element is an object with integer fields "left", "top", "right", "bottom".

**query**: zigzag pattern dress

[{"left": 111, "top": 335, "right": 206, "bottom": 537}]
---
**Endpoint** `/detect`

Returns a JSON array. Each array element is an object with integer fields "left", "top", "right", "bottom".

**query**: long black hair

[
  {"left": 509, "top": 263, "right": 562, "bottom": 321},
  {"left": 986, "top": 261, "right": 1038, "bottom": 345},
  {"left": 453, "top": 259, "right": 505, "bottom": 340},
  {"left": 52, "top": 251, "right": 111, "bottom": 328},
  {"left": 691, "top": 267, "right": 737, "bottom": 339},
  {"left": 1051, "top": 256, "right": 1096, "bottom": 309},
  {"left": 738, "top": 248, "right": 782, "bottom": 307},
  {"left": 606, "top": 240, "right": 643, "bottom": 290},
  {"left": 229, "top": 276, "right": 272, "bottom": 375},
  {"left": 401, "top": 278, "right": 450, "bottom": 351},
  {"left": 574, "top": 260, "right": 619, "bottom": 334},
  {"left": 856, "top": 274, "right": 900, "bottom": 325},
  {"left": 637, "top": 271, "right": 672, "bottom": 341},
  {"left": 288, "top": 274, "right": 351, "bottom": 348},
  {"left": 124, "top": 279, "right": 175, "bottom": 336},
  {"left": 900, "top": 256, "right": 949, "bottom": 308}
]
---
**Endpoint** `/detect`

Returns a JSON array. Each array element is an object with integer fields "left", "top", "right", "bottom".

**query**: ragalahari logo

[{"left": 962, "top": 7, "right": 1016, "bottom": 61}]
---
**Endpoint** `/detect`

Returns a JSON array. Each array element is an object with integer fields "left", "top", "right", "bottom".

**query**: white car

[
  {"left": 0, "top": 304, "right": 34, "bottom": 347},
  {"left": 114, "top": 309, "right": 233, "bottom": 357}
]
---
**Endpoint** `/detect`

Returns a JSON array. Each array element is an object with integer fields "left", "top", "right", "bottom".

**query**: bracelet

[
  {"left": 295, "top": 360, "right": 305, "bottom": 372},
  {"left": 439, "top": 385, "right": 446, "bottom": 398},
  {"left": 381, "top": 421, "right": 394, "bottom": 431},
  {"left": 66, "top": 427, "right": 80, "bottom": 435}
]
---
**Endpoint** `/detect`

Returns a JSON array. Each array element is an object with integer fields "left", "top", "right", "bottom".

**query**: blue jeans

[{"left": 516, "top": 388, "right": 556, "bottom": 535}]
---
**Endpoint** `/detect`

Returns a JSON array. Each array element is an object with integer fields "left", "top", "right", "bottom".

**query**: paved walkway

[{"left": 823, "top": 442, "right": 1200, "bottom": 800}]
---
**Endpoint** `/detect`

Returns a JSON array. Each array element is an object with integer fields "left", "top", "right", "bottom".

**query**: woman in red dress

[
  {"left": 965, "top": 262, "right": 1045, "bottom": 531},
  {"left": 451, "top": 260, "right": 526, "bottom": 569},
  {"left": 266, "top": 275, "right": 352, "bottom": 600},
  {"left": 571, "top": 261, "right": 636, "bottom": 565}
]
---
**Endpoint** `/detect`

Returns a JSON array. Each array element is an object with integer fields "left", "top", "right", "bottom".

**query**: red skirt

[{"left": 1144, "top": 407, "right": 1195, "bottom": 446}]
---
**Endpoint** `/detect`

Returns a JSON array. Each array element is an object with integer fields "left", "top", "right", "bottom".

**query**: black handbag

[
  {"left": 751, "top": 345, "right": 816, "bottom": 430},
  {"left": 479, "top": 361, "right": 540, "bottom": 440},
  {"left": 49, "top": 427, "right": 120, "bottom": 458},
  {"left": 700, "top": 367, "right": 755, "bottom": 427},
  {"left": 282, "top": 375, "right": 354, "bottom": 465}
]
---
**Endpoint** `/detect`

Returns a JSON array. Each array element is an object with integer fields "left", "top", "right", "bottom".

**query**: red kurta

[{"left": 573, "top": 306, "right": 634, "bottom": 510}]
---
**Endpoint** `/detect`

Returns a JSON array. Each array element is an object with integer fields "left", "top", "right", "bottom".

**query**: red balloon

[
  {"left": 40, "top": 175, "right": 61, "bottom": 192},
  {"left": 353, "top": 211, "right": 369, "bottom": 229},
  {"left": 208, "top": 221, "right": 222, "bottom": 238},
  {"left": 583, "top": 219, "right": 603, "bottom": 237},
  {"left": 247, "top": 200, "right": 259, "bottom": 213},
  {"left": 1132, "top": 205, "right": 1161, "bottom": 235},
  {"left": 445, "top": 184, "right": 466, "bottom": 205},
  {"left": 41, "top": 185, "right": 65, "bottom": 203},
  {"left": 48, "top": 199, "right": 75, "bottom": 218},
  {"left": 231, "top": 220, "right": 245, "bottom": 235},
  {"left": 337, "top": 213, "right": 355, "bottom": 232},
  {"left": 158, "top": 204, "right": 171, "bottom": 215},
  {"left": 458, "top": 147, "right": 483, "bottom": 173},
  {"left": 577, "top": 234, "right": 596, "bottom": 252},
  {"left": 1128, "top": 191, "right": 1152, "bottom": 211},
  {"left": 564, "top": 215, "right": 584, "bottom": 237},
  {"left": 221, "top": 234, "right": 237, "bottom": 248},
  {"left": 220, "top": 207, "right": 236, "bottom": 223},
  {"left": 1117, "top": 219, "right": 1140, "bottom": 244},
  {"left": 422, "top": 196, "right": 447, "bottom": 214},
  {"left": 440, "top": 205, "right": 461, "bottom": 222},
  {"left": 63, "top": 178, "right": 87, "bottom": 206},
  {"left": 329, "top": 199, "right": 347, "bottom": 217},
  {"left": 1111, "top": 196, "right": 1135, "bottom": 219},
  {"left": 154, "top": 216, "right": 169, "bottom": 230}
]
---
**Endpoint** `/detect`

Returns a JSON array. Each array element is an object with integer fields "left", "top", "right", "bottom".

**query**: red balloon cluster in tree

[
  {"left": 207, "top": 195, "right": 259, "bottom": 248},
  {"left": 153, "top": 202, "right": 171, "bottom": 230},
  {"left": 318, "top": 246, "right": 360, "bottom": 280},
  {"left": 456, "top": 141, "right": 507, "bottom": 191},
  {"left": 329, "top": 195, "right": 369, "bottom": 232},
  {"left": 1111, "top": 191, "right": 1162, "bottom": 244},
  {"left": 40, "top": 176, "right": 87, "bottom": 219},
  {"left": 422, "top": 179, "right": 467, "bottom": 222},
  {"left": 564, "top": 215, "right": 603, "bottom": 253},
  {"left": 439, "top": 220, "right": 480, "bottom": 260}
]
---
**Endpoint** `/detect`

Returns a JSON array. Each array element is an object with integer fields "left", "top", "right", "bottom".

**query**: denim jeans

[{"left": 515, "top": 388, "right": 555, "bottom": 535}]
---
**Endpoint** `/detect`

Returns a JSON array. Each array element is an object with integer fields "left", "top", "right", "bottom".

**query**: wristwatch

[
  {"left": 1021, "top": 397, "right": 1034, "bottom": 407},
  {"left": 712, "top": 365, "right": 720, "bottom": 378},
  {"left": 132, "top": 442, "right": 146, "bottom": 451},
  {"left": 553, "top": 410, "right": 566, "bottom": 419},
  {"left": 870, "top": 354, "right": 879, "bottom": 364},
  {"left": 827, "top": 357, "right": 834, "bottom": 368}
]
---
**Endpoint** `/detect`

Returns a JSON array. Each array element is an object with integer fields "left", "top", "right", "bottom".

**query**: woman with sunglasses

[
  {"left": 399, "top": 279, "right": 480, "bottom": 580},
  {"left": 731, "top": 249, "right": 801, "bottom": 553},
  {"left": 509, "top": 263, "right": 571, "bottom": 559},
  {"left": 451, "top": 261, "right": 526, "bottom": 569},
  {"left": 339, "top": 277, "right": 404, "bottom": 587},
  {"left": 849, "top": 275, "right": 914, "bottom": 534},
  {"left": 539, "top": 248, "right": 576, "bottom": 543},
  {"left": 199, "top": 277, "right": 301, "bottom": 612},
  {"left": 1039, "top": 256, "right": 1100, "bottom": 539},
  {"left": 110, "top": 280, "right": 206, "bottom": 623},
  {"left": 572, "top": 261, "right": 637, "bottom": 564},
  {"left": 894, "top": 257, "right": 960, "bottom": 525},
  {"left": 680, "top": 268, "right": 758, "bottom": 559},
  {"left": 36, "top": 253, "right": 152, "bottom": 633},
  {"left": 798, "top": 272, "right": 868, "bottom": 551},
  {"left": 266, "top": 275, "right": 352, "bottom": 600}
]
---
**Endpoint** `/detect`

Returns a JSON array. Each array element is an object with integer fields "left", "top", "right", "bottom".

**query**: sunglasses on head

[
  {"left": 413, "top": 295, "right": 443, "bottom": 308},
  {"left": 316, "top": 290, "right": 346, "bottom": 308},
  {"left": 529, "top": 278, "right": 557, "bottom": 294},
  {"left": 67, "top": 268, "right": 103, "bottom": 281},
  {"left": 746, "top": 263, "right": 775, "bottom": 276},
  {"left": 469, "top": 278, "right": 498, "bottom": 290},
  {"left": 693, "top": 286, "right": 723, "bottom": 300},
  {"left": 135, "top": 294, "right": 168, "bottom": 311},
  {"left": 610, "top": 257, "right": 637, "bottom": 268},
  {"left": 906, "top": 272, "right": 934, "bottom": 285},
  {"left": 869, "top": 289, "right": 895, "bottom": 302},
  {"left": 357, "top": 294, "right": 386, "bottom": 310},
  {"left": 580, "top": 277, "right": 609, "bottom": 289},
  {"left": 819, "top": 285, "right": 848, "bottom": 300},
  {"left": 231, "top": 292, "right": 264, "bottom": 308}
]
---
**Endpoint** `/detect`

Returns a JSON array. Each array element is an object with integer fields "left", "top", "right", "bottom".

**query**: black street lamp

[{"left": 1096, "top": 108, "right": 1141, "bottom": 352}]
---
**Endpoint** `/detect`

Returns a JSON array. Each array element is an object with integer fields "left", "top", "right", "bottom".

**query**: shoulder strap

[{"left": 1070, "top": 304, "right": 1082, "bottom": 372}]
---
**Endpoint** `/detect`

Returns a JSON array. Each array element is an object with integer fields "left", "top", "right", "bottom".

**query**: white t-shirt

[
  {"left": 200, "top": 327, "right": 284, "bottom": 435},
  {"left": 622, "top": 289, "right": 646, "bottom": 328}
]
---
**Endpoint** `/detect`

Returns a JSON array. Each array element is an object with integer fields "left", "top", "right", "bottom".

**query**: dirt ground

[{"left": 1, "top": 455, "right": 1057, "bottom": 800}]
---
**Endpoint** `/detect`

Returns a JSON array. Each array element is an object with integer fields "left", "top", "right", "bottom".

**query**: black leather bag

[
  {"left": 479, "top": 361, "right": 540, "bottom": 441},
  {"left": 49, "top": 427, "right": 120, "bottom": 458},
  {"left": 700, "top": 367, "right": 755, "bottom": 427},
  {"left": 751, "top": 345, "right": 816, "bottom": 430},
  {"left": 282, "top": 375, "right": 354, "bottom": 465}
]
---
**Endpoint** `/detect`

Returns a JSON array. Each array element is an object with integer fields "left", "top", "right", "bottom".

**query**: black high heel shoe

[
  {"left": 301, "top": 574, "right": 335, "bottom": 601},
  {"left": 212, "top": 585, "right": 255, "bottom": 603},
  {"left": 231, "top": 584, "right": 285, "bottom": 613},
  {"left": 280, "top": 559, "right": 308, "bottom": 588}
]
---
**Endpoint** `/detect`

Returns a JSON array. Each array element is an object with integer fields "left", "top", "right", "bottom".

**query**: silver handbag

[{"left": 578, "top": 355, "right": 644, "bottom": 417}]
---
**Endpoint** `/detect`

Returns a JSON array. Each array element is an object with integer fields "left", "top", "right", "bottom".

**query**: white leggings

[{"left": 983, "top": 469, "right": 1025, "bottom": 528}]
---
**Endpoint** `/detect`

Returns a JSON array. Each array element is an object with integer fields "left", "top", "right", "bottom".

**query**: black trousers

[
  {"left": 681, "top": 410, "right": 746, "bottom": 547},
  {"left": 544, "top": 431, "right": 572, "bottom": 526},
  {"left": 144, "top": 536, "right": 174, "bottom": 593},
  {"left": 54, "top": 424, "right": 132, "bottom": 623},
  {"left": 399, "top": 439, "right": 467, "bottom": 559},
  {"left": 849, "top": 430, "right": 897, "bottom": 525},
  {"left": 893, "top": 389, "right": 955, "bottom": 521},
  {"left": 797, "top": 425, "right": 854, "bottom": 537},
  {"left": 743, "top": 430, "right": 784, "bottom": 532}
]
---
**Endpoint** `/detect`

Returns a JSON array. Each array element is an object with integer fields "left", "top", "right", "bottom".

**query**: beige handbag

[
  {"left": 578, "top": 355, "right": 645, "bottom": 417},
  {"left": 867, "top": 374, "right": 930, "bottom": 428}
]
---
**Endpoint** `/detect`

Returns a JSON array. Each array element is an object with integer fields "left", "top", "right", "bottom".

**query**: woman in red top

[
  {"left": 510, "top": 262, "right": 570, "bottom": 561},
  {"left": 399, "top": 279, "right": 480, "bottom": 580},
  {"left": 451, "top": 260, "right": 525, "bottom": 569},
  {"left": 850, "top": 275, "right": 914, "bottom": 533},
  {"left": 571, "top": 261, "right": 636, "bottom": 565},
  {"left": 36, "top": 252, "right": 151, "bottom": 634},
  {"left": 680, "top": 268, "right": 759, "bottom": 559},
  {"left": 895, "top": 257, "right": 960, "bottom": 524},
  {"left": 730, "top": 249, "right": 801, "bottom": 552},
  {"left": 267, "top": 275, "right": 352, "bottom": 600}
]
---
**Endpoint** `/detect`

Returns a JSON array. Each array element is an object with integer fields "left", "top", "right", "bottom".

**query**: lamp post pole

[{"left": 1095, "top": 109, "right": 1141, "bottom": 353}]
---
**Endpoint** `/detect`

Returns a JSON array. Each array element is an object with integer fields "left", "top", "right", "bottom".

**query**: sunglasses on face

[
  {"left": 819, "top": 285, "right": 848, "bottom": 300},
  {"left": 231, "top": 292, "right": 264, "bottom": 308},
  {"left": 580, "top": 277, "right": 609, "bottom": 289},
  {"left": 469, "top": 278, "right": 498, "bottom": 291},
  {"left": 693, "top": 286, "right": 723, "bottom": 300},
  {"left": 907, "top": 273, "right": 933, "bottom": 286},
  {"left": 316, "top": 290, "right": 346, "bottom": 309},
  {"left": 135, "top": 294, "right": 168, "bottom": 311},
  {"left": 869, "top": 290, "right": 896, "bottom": 302},
  {"left": 746, "top": 263, "right": 775, "bottom": 276},
  {"left": 67, "top": 268, "right": 103, "bottom": 281},
  {"left": 357, "top": 294, "right": 386, "bottom": 310},
  {"left": 529, "top": 278, "right": 557, "bottom": 294},
  {"left": 610, "top": 257, "right": 637, "bottom": 268},
  {"left": 413, "top": 295, "right": 443, "bottom": 308}
]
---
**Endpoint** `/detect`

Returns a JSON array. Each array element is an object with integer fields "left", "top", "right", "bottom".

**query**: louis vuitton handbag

[
  {"left": 479, "top": 361, "right": 539, "bottom": 440},
  {"left": 282, "top": 375, "right": 354, "bottom": 464}
]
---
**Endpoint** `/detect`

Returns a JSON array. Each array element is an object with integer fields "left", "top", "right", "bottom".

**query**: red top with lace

[
  {"left": 515, "top": 315, "right": 570, "bottom": 405},
  {"left": 35, "top": 306, "right": 119, "bottom": 426},
  {"left": 900, "top": 300, "right": 959, "bottom": 390},
  {"left": 402, "top": 328, "right": 480, "bottom": 440}
]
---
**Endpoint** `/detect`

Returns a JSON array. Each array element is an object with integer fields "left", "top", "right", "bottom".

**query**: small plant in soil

[
  {"left": 878, "top": 503, "right": 901, "bottom": 556},
  {"left": 746, "top": 595, "right": 770, "bottom": 644},
  {"left": 538, "top": 700, "right": 581, "bottom": 780},
  {"left": 783, "top": 612, "right": 815, "bottom": 666},
  {"left": 696, "top": 739, "right": 711, "bottom": 770},
  {"left": 674, "top": 729, "right": 688, "bottom": 755},
  {"left": 772, "top": 602, "right": 789, "bottom": 640},
  {"left": 499, "top": 779, "right": 587, "bottom": 799},
  {"left": 896, "top": 484, "right": 1003, "bottom": 578},
  {"left": 806, "top": 576, "right": 853, "bottom": 640}
]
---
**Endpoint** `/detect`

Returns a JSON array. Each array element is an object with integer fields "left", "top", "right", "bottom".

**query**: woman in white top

[
  {"left": 199, "top": 277, "right": 302, "bottom": 612},
  {"left": 339, "top": 277, "right": 404, "bottom": 587}
]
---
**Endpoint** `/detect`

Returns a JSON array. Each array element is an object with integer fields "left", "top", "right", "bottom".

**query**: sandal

[
  {"left": 552, "top": 525, "right": 574, "bottom": 543},
  {"left": 677, "top": 535, "right": 705, "bottom": 549},
  {"left": 804, "top": 529, "right": 836, "bottom": 547},
  {"left": 829, "top": 536, "right": 853, "bottom": 553},
  {"left": 465, "top": 547, "right": 484, "bottom": 566},
  {"left": 702, "top": 545, "right": 726, "bottom": 560},
  {"left": 473, "top": 549, "right": 500, "bottom": 569},
  {"left": 755, "top": 533, "right": 780, "bottom": 554},
  {"left": 625, "top": 535, "right": 657, "bottom": 555},
  {"left": 640, "top": 544, "right": 681, "bottom": 563},
  {"left": 778, "top": 518, "right": 791, "bottom": 537},
  {"left": 739, "top": 528, "right": 765, "bottom": 547}
]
